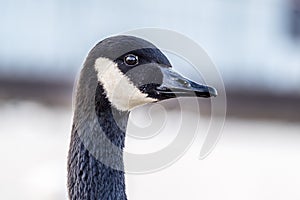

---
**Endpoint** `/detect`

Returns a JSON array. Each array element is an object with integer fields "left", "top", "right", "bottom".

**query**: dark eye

[{"left": 124, "top": 54, "right": 139, "bottom": 66}]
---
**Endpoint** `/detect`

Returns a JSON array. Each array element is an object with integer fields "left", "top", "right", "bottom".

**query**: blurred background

[{"left": 0, "top": 0, "right": 299, "bottom": 199}]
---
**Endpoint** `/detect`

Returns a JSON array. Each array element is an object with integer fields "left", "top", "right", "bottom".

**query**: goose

[{"left": 67, "top": 35, "right": 217, "bottom": 200}]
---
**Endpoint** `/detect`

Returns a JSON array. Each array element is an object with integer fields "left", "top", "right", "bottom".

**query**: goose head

[{"left": 81, "top": 35, "right": 217, "bottom": 112}]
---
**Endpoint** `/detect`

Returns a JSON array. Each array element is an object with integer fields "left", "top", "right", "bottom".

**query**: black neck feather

[{"left": 67, "top": 84, "right": 129, "bottom": 200}]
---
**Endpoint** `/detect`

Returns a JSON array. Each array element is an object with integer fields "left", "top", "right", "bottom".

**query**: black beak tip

[{"left": 208, "top": 86, "right": 218, "bottom": 97}]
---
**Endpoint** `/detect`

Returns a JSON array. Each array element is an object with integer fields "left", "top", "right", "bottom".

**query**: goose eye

[{"left": 124, "top": 54, "right": 138, "bottom": 66}]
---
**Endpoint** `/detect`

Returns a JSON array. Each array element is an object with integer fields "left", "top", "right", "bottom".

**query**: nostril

[{"left": 177, "top": 79, "right": 191, "bottom": 87}]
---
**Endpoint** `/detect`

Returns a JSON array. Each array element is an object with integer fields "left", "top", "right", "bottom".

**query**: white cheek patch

[{"left": 94, "top": 57, "right": 157, "bottom": 111}]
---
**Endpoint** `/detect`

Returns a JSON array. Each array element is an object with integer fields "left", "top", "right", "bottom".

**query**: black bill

[{"left": 154, "top": 67, "right": 217, "bottom": 100}]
